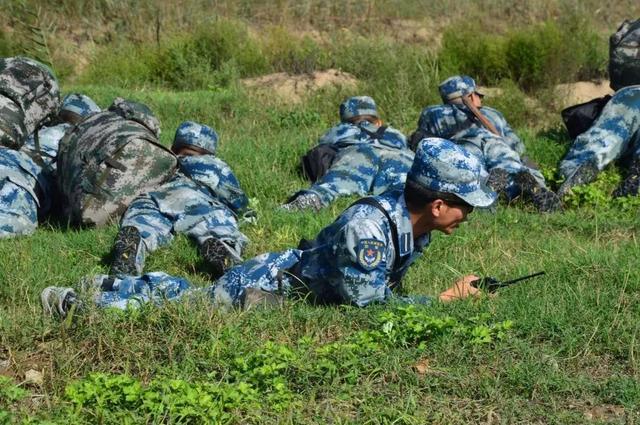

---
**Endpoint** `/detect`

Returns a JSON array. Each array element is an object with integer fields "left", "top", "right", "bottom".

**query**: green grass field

[
  {"left": 1, "top": 1, "right": 640, "bottom": 423},
  {"left": 0, "top": 84, "right": 638, "bottom": 424}
]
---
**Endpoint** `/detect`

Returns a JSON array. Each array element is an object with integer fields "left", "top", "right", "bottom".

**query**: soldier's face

[
  {"left": 433, "top": 202, "right": 472, "bottom": 235},
  {"left": 173, "top": 146, "right": 207, "bottom": 157}
]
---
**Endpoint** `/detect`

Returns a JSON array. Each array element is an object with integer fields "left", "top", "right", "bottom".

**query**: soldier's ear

[{"left": 429, "top": 199, "right": 446, "bottom": 218}]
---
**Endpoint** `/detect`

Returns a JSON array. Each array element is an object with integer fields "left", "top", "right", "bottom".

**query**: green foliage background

[{"left": 0, "top": 0, "right": 639, "bottom": 423}]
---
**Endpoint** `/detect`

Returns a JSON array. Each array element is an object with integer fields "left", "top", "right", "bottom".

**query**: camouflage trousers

[
  {"left": 559, "top": 86, "right": 640, "bottom": 179},
  {"left": 84, "top": 250, "right": 301, "bottom": 310},
  {"left": 0, "top": 178, "right": 37, "bottom": 238},
  {"left": 458, "top": 135, "right": 546, "bottom": 198},
  {"left": 298, "top": 144, "right": 414, "bottom": 206},
  {"left": 120, "top": 194, "right": 249, "bottom": 274}
]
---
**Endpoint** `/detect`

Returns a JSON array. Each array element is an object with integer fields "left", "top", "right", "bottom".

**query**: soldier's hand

[{"left": 438, "top": 274, "right": 481, "bottom": 303}]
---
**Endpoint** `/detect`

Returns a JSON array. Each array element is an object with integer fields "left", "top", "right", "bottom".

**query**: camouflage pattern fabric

[
  {"left": 74, "top": 190, "right": 432, "bottom": 310},
  {"left": 318, "top": 120, "right": 408, "bottom": 150},
  {"left": 559, "top": 85, "right": 640, "bottom": 179},
  {"left": 408, "top": 138, "right": 496, "bottom": 207},
  {"left": 172, "top": 121, "right": 218, "bottom": 154},
  {"left": 57, "top": 101, "right": 176, "bottom": 227},
  {"left": 70, "top": 139, "right": 490, "bottom": 311},
  {"left": 120, "top": 154, "right": 249, "bottom": 274},
  {"left": 339, "top": 96, "right": 379, "bottom": 122},
  {"left": 438, "top": 75, "right": 484, "bottom": 101},
  {"left": 0, "top": 57, "right": 60, "bottom": 149},
  {"left": 609, "top": 19, "right": 640, "bottom": 91},
  {"left": 23, "top": 123, "right": 70, "bottom": 171},
  {"left": 416, "top": 104, "right": 544, "bottom": 197},
  {"left": 292, "top": 143, "right": 414, "bottom": 207},
  {"left": 0, "top": 147, "right": 51, "bottom": 237},
  {"left": 417, "top": 103, "right": 525, "bottom": 156},
  {"left": 60, "top": 93, "right": 101, "bottom": 118}
]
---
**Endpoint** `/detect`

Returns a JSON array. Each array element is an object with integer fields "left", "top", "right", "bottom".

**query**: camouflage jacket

[
  {"left": 318, "top": 121, "right": 408, "bottom": 150},
  {"left": 149, "top": 154, "right": 248, "bottom": 215},
  {"left": 0, "top": 146, "right": 51, "bottom": 211},
  {"left": 416, "top": 104, "right": 524, "bottom": 155}
]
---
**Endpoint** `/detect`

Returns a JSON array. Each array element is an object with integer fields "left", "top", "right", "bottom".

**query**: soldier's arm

[
  {"left": 483, "top": 107, "right": 525, "bottom": 155},
  {"left": 332, "top": 218, "right": 393, "bottom": 307},
  {"left": 416, "top": 107, "right": 447, "bottom": 138},
  {"left": 209, "top": 158, "right": 249, "bottom": 212}
]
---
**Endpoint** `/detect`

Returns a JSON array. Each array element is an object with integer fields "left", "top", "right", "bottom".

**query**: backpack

[
  {"left": 609, "top": 19, "right": 640, "bottom": 91},
  {"left": 300, "top": 125, "right": 389, "bottom": 182},
  {"left": 0, "top": 57, "right": 60, "bottom": 149},
  {"left": 57, "top": 98, "right": 178, "bottom": 227},
  {"left": 561, "top": 95, "right": 613, "bottom": 140},
  {"left": 300, "top": 144, "right": 340, "bottom": 183}
]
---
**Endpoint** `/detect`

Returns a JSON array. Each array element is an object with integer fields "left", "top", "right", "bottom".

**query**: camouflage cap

[
  {"left": 172, "top": 121, "right": 218, "bottom": 155},
  {"left": 407, "top": 138, "right": 496, "bottom": 207},
  {"left": 438, "top": 75, "right": 484, "bottom": 102},
  {"left": 108, "top": 97, "right": 161, "bottom": 137},
  {"left": 61, "top": 93, "right": 101, "bottom": 118},
  {"left": 339, "top": 96, "right": 379, "bottom": 122}
]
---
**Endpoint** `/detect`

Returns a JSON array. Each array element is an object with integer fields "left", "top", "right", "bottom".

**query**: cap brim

[
  {"left": 456, "top": 183, "right": 497, "bottom": 208},
  {"left": 475, "top": 90, "right": 485, "bottom": 98}
]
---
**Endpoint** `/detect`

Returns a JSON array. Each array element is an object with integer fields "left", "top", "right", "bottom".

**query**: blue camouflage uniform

[
  {"left": 293, "top": 143, "right": 414, "bottom": 207},
  {"left": 118, "top": 121, "right": 249, "bottom": 274},
  {"left": 559, "top": 85, "right": 640, "bottom": 180},
  {"left": 285, "top": 96, "right": 413, "bottom": 209},
  {"left": 0, "top": 94, "right": 100, "bottom": 238},
  {"left": 23, "top": 93, "right": 101, "bottom": 172},
  {"left": 318, "top": 95, "right": 407, "bottom": 150},
  {"left": 415, "top": 76, "right": 546, "bottom": 197},
  {"left": 57, "top": 138, "right": 496, "bottom": 311},
  {"left": 0, "top": 147, "right": 49, "bottom": 237}
]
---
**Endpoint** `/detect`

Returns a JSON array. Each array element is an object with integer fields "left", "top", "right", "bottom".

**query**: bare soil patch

[
  {"left": 241, "top": 69, "right": 358, "bottom": 103},
  {"left": 555, "top": 80, "right": 613, "bottom": 108}
]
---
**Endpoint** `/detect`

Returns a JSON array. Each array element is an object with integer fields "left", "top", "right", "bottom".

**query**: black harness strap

[{"left": 361, "top": 125, "right": 388, "bottom": 140}]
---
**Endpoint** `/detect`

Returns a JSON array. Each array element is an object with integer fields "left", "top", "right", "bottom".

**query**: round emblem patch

[{"left": 357, "top": 239, "right": 385, "bottom": 270}]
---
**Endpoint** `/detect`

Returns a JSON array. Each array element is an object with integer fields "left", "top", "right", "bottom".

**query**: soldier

[
  {"left": 57, "top": 97, "right": 177, "bottom": 227},
  {"left": 0, "top": 94, "right": 100, "bottom": 238},
  {"left": 283, "top": 96, "right": 414, "bottom": 211},
  {"left": 110, "top": 121, "right": 250, "bottom": 279},
  {"left": 43, "top": 138, "right": 494, "bottom": 315},
  {"left": 317, "top": 96, "right": 407, "bottom": 150},
  {"left": 557, "top": 85, "right": 640, "bottom": 198},
  {"left": 413, "top": 75, "right": 561, "bottom": 213}
]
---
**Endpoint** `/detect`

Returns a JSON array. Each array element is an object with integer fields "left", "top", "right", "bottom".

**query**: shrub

[{"left": 438, "top": 19, "right": 607, "bottom": 91}]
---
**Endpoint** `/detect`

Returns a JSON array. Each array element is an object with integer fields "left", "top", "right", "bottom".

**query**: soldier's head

[
  {"left": 404, "top": 138, "right": 496, "bottom": 235},
  {"left": 339, "top": 96, "right": 382, "bottom": 126},
  {"left": 171, "top": 121, "right": 218, "bottom": 156},
  {"left": 439, "top": 75, "right": 484, "bottom": 108},
  {"left": 59, "top": 93, "right": 101, "bottom": 125},
  {"left": 109, "top": 98, "right": 161, "bottom": 137}
]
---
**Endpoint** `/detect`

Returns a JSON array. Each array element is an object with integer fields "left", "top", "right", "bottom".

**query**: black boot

[
  {"left": 557, "top": 161, "right": 599, "bottom": 198},
  {"left": 486, "top": 168, "right": 511, "bottom": 197},
  {"left": 280, "top": 192, "right": 323, "bottom": 212},
  {"left": 613, "top": 156, "right": 640, "bottom": 198},
  {"left": 111, "top": 226, "right": 141, "bottom": 276},
  {"left": 515, "top": 171, "right": 562, "bottom": 213},
  {"left": 200, "top": 238, "right": 235, "bottom": 279}
]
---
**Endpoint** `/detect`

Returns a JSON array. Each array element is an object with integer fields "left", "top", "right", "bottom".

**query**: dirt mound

[
  {"left": 555, "top": 80, "right": 613, "bottom": 108},
  {"left": 241, "top": 69, "right": 358, "bottom": 103}
]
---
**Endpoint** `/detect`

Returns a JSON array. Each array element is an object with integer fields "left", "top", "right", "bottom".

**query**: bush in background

[{"left": 439, "top": 18, "right": 607, "bottom": 91}]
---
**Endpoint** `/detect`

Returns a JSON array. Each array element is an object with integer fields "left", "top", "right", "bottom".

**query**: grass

[
  {"left": 1, "top": 1, "right": 640, "bottom": 422},
  {"left": 0, "top": 82, "right": 639, "bottom": 423}
]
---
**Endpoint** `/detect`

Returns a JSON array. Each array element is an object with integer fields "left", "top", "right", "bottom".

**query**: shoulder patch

[{"left": 356, "top": 239, "right": 386, "bottom": 270}]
